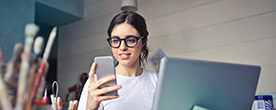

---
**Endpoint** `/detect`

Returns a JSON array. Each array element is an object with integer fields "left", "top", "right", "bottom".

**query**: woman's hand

[{"left": 86, "top": 62, "right": 122, "bottom": 110}]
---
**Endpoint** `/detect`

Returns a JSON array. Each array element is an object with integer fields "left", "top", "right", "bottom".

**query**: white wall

[{"left": 58, "top": 0, "right": 276, "bottom": 100}]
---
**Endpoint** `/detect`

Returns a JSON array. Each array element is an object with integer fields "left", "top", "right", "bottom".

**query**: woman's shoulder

[
  {"left": 143, "top": 69, "right": 157, "bottom": 75},
  {"left": 143, "top": 69, "right": 158, "bottom": 79},
  {"left": 142, "top": 69, "right": 158, "bottom": 85}
]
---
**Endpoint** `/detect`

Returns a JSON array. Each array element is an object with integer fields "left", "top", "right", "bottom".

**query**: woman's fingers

[
  {"left": 89, "top": 62, "right": 96, "bottom": 84},
  {"left": 88, "top": 85, "right": 121, "bottom": 105},
  {"left": 90, "top": 94, "right": 119, "bottom": 104},
  {"left": 95, "top": 85, "right": 122, "bottom": 96},
  {"left": 97, "top": 95, "right": 120, "bottom": 102},
  {"left": 95, "top": 75, "right": 116, "bottom": 89}
]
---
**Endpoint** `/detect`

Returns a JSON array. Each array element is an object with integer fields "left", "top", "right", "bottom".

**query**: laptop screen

[{"left": 153, "top": 57, "right": 260, "bottom": 110}]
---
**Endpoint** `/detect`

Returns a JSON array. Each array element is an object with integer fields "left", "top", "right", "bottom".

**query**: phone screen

[{"left": 94, "top": 56, "right": 117, "bottom": 96}]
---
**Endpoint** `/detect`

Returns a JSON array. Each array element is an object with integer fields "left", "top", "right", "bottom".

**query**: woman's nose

[{"left": 119, "top": 40, "right": 128, "bottom": 51}]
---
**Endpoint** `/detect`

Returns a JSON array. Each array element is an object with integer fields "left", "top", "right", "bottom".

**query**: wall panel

[{"left": 58, "top": 0, "right": 276, "bottom": 99}]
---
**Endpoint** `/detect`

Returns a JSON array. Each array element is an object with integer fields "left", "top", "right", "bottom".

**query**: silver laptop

[{"left": 152, "top": 57, "right": 261, "bottom": 110}]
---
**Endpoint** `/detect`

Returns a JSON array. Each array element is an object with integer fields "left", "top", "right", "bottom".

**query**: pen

[
  {"left": 42, "top": 87, "right": 48, "bottom": 103},
  {"left": 57, "top": 97, "right": 62, "bottom": 110},
  {"left": 68, "top": 100, "right": 72, "bottom": 110},
  {"left": 70, "top": 100, "right": 75, "bottom": 110},
  {"left": 73, "top": 100, "right": 78, "bottom": 110},
  {"left": 50, "top": 94, "right": 56, "bottom": 110}
]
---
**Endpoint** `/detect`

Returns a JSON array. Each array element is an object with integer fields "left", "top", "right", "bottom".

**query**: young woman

[{"left": 78, "top": 11, "right": 158, "bottom": 110}]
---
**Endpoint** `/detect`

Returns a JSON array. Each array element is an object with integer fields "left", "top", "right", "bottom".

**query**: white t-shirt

[{"left": 78, "top": 69, "right": 158, "bottom": 110}]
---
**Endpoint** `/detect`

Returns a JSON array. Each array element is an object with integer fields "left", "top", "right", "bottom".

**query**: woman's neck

[{"left": 115, "top": 62, "right": 143, "bottom": 77}]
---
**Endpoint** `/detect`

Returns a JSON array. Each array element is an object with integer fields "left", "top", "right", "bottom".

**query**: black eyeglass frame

[{"left": 107, "top": 35, "right": 144, "bottom": 48}]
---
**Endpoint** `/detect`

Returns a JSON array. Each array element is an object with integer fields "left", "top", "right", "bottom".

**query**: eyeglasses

[{"left": 107, "top": 35, "right": 144, "bottom": 48}]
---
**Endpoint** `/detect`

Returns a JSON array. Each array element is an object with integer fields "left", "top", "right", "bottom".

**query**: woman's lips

[{"left": 119, "top": 53, "right": 131, "bottom": 59}]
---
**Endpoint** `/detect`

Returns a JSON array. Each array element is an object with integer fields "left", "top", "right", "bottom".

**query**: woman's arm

[{"left": 78, "top": 78, "right": 89, "bottom": 110}]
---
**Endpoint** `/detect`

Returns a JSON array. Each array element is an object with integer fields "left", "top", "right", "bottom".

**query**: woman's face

[{"left": 110, "top": 22, "right": 143, "bottom": 67}]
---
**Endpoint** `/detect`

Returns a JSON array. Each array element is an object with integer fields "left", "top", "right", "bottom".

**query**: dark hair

[{"left": 107, "top": 11, "right": 149, "bottom": 66}]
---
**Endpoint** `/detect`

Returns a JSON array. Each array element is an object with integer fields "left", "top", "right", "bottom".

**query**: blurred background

[{"left": 1, "top": 0, "right": 276, "bottom": 103}]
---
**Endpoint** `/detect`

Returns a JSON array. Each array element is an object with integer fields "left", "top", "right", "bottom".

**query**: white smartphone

[{"left": 94, "top": 56, "right": 117, "bottom": 96}]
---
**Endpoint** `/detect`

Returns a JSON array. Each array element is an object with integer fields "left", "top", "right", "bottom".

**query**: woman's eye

[
  {"left": 112, "top": 39, "right": 119, "bottom": 43},
  {"left": 127, "top": 39, "right": 136, "bottom": 43}
]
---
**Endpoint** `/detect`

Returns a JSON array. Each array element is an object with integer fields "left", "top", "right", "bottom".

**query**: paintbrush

[
  {"left": 29, "top": 37, "right": 44, "bottom": 91},
  {"left": 15, "top": 23, "right": 39, "bottom": 110},
  {"left": 30, "top": 27, "right": 57, "bottom": 106},
  {"left": 0, "top": 46, "right": 13, "bottom": 110},
  {"left": 3, "top": 43, "right": 24, "bottom": 107},
  {"left": 33, "top": 36, "right": 44, "bottom": 63},
  {"left": 25, "top": 36, "right": 44, "bottom": 110},
  {"left": 4, "top": 43, "right": 23, "bottom": 82}
]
